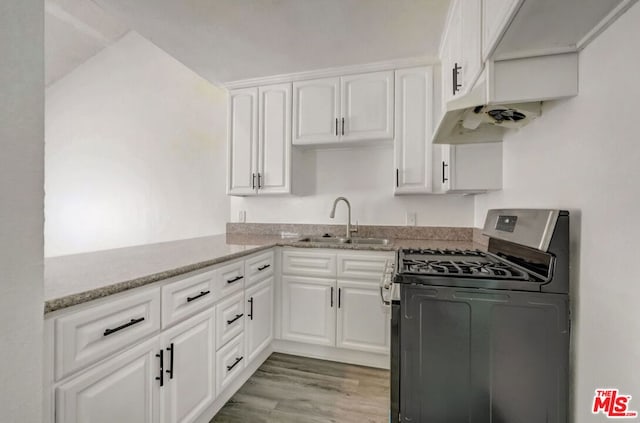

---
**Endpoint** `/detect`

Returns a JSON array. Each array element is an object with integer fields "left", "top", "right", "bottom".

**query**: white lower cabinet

[
  {"left": 245, "top": 276, "right": 274, "bottom": 362},
  {"left": 336, "top": 280, "right": 390, "bottom": 354},
  {"left": 216, "top": 334, "right": 245, "bottom": 393},
  {"left": 281, "top": 275, "right": 336, "bottom": 346},
  {"left": 56, "top": 337, "right": 161, "bottom": 423},
  {"left": 160, "top": 309, "right": 215, "bottom": 423},
  {"left": 280, "top": 249, "right": 393, "bottom": 355}
]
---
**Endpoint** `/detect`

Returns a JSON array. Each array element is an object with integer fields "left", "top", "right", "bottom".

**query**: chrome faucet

[{"left": 329, "top": 197, "right": 358, "bottom": 239}]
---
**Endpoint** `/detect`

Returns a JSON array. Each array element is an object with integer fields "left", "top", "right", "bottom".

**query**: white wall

[
  {"left": 230, "top": 145, "right": 475, "bottom": 227},
  {"left": 45, "top": 32, "right": 229, "bottom": 257},
  {"left": 0, "top": 0, "right": 44, "bottom": 421},
  {"left": 474, "top": 3, "right": 640, "bottom": 421}
]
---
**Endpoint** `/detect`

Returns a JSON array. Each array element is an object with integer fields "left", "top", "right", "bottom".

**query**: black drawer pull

[
  {"left": 227, "top": 275, "right": 243, "bottom": 284},
  {"left": 155, "top": 349, "right": 164, "bottom": 387},
  {"left": 165, "top": 343, "right": 174, "bottom": 379},
  {"left": 227, "top": 313, "right": 243, "bottom": 325},
  {"left": 227, "top": 356, "right": 243, "bottom": 371},
  {"left": 103, "top": 317, "right": 145, "bottom": 337},
  {"left": 258, "top": 264, "right": 271, "bottom": 271},
  {"left": 248, "top": 297, "right": 254, "bottom": 320},
  {"left": 186, "top": 290, "right": 210, "bottom": 303}
]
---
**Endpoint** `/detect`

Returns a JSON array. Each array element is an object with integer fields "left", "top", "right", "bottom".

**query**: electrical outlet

[
  {"left": 406, "top": 212, "right": 417, "bottom": 226},
  {"left": 238, "top": 210, "right": 246, "bottom": 223}
]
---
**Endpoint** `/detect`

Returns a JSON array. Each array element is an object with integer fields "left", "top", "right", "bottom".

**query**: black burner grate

[{"left": 400, "top": 249, "right": 532, "bottom": 281}]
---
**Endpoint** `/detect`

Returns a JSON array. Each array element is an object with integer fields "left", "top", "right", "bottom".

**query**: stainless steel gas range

[{"left": 383, "top": 209, "right": 571, "bottom": 423}]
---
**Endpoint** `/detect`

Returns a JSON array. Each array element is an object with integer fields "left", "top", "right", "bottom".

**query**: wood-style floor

[{"left": 210, "top": 353, "right": 390, "bottom": 423}]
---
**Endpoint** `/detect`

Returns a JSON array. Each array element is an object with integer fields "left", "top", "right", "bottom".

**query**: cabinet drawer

[
  {"left": 216, "top": 333, "right": 245, "bottom": 394},
  {"left": 215, "top": 260, "right": 245, "bottom": 299},
  {"left": 161, "top": 270, "right": 215, "bottom": 328},
  {"left": 282, "top": 250, "right": 336, "bottom": 277},
  {"left": 215, "top": 291, "right": 245, "bottom": 349},
  {"left": 245, "top": 250, "right": 274, "bottom": 287},
  {"left": 54, "top": 288, "right": 161, "bottom": 380},
  {"left": 337, "top": 254, "right": 394, "bottom": 280}
]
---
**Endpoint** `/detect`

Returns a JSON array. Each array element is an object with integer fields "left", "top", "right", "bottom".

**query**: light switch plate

[{"left": 238, "top": 210, "right": 246, "bottom": 223}]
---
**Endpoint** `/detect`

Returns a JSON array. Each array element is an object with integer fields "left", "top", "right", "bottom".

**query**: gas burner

[{"left": 400, "top": 249, "right": 532, "bottom": 281}]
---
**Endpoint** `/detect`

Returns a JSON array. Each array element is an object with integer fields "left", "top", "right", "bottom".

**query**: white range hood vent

[{"left": 433, "top": 52, "right": 578, "bottom": 144}]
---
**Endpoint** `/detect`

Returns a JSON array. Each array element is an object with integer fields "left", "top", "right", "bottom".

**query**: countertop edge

[
  {"left": 45, "top": 239, "right": 482, "bottom": 315},
  {"left": 44, "top": 244, "right": 274, "bottom": 314}
]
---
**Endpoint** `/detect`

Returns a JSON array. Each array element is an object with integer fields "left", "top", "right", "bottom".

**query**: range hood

[{"left": 433, "top": 53, "right": 578, "bottom": 144}]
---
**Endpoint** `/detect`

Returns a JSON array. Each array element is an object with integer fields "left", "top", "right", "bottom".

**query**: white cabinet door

[
  {"left": 336, "top": 280, "right": 390, "bottom": 354},
  {"left": 228, "top": 88, "right": 258, "bottom": 195},
  {"left": 460, "top": 0, "right": 483, "bottom": 91},
  {"left": 292, "top": 77, "right": 340, "bottom": 145},
  {"left": 440, "top": 0, "right": 462, "bottom": 105},
  {"left": 482, "top": 0, "right": 523, "bottom": 61},
  {"left": 258, "top": 83, "right": 291, "bottom": 194},
  {"left": 435, "top": 143, "right": 502, "bottom": 193},
  {"left": 281, "top": 275, "right": 335, "bottom": 346},
  {"left": 160, "top": 310, "right": 215, "bottom": 423},
  {"left": 394, "top": 67, "right": 433, "bottom": 194},
  {"left": 441, "top": 0, "right": 482, "bottom": 102},
  {"left": 56, "top": 337, "right": 160, "bottom": 423},
  {"left": 340, "top": 71, "right": 394, "bottom": 142},
  {"left": 245, "top": 276, "right": 274, "bottom": 362}
]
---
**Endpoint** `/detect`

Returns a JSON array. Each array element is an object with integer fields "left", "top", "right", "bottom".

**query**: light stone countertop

[{"left": 44, "top": 233, "right": 483, "bottom": 314}]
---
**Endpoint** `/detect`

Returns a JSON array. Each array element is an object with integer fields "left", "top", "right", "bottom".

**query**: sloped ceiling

[
  {"left": 45, "top": 0, "right": 128, "bottom": 86},
  {"left": 93, "top": 0, "right": 451, "bottom": 84}
]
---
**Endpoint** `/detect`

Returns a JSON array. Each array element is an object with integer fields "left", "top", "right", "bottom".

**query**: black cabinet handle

[
  {"left": 103, "top": 317, "right": 145, "bottom": 337},
  {"left": 251, "top": 173, "right": 256, "bottom": 189},
  {"left": 227, "top": 275, "right": 243, "bottom": 284},
  {"left": 248, "top": 297, "right": 254, "bottom": 320},
  {"left": 186, "top": 290, "right": 210, "bottom": 303},
  {"left": 442, "top": 161, "right": 449, "bottom": 183},
  {"left": 165, "top": 343, "right": 174, "bottom": 380},
  {"left": 258, "top": 264, "right": 271, "bottom": 271},
  {"left": 335, "top": 118, "right": 338, "bottom": 136},
  {"left": 155, "top": 349, "right": 164, "bottom": 387},
  {"left": 257, "top": 173, "right": 262, "bottom": 189},
  {"left": 452, "top": 62, "right": 462, "bottom": 95},
  {"left": 338, "top": 288, "right": 342, "bottom": 308},
  {"left": 227, "top": 313, "right": 243, "bottom": 325},
  {"left": 227, "top": 356, "right": 243, "bottom": 371},
  {"left": 395, "top": 168, "right": 399, "bottom": 188},
  {"left": 330, "top": 286, "right": 334, "bottom": 308},
  {"left": 341, "top": 117, "right": 345, "bottom": 135}
]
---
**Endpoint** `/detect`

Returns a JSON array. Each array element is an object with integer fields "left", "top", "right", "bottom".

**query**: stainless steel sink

[
  {"left": 349, "top": 237, "right": 390, "bottom": 245},
  {"left": 298, "top": 236, "right": 349, "bottom": 244},
  {"left": 298, "top": 236, "right": 389, "bottom": 245}
]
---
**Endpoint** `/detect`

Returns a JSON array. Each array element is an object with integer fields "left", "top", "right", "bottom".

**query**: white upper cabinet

[
  {"left": 228, "top": 83, "right": 292, "bottom": 196},
  {"left": 433, "top": 143, "right": 502, "bottom": 194},
  {"left": 340, "top": 71, "right": 394, "bottom": 142},
  {"left": 440, "top": 0, "right": 483, "bottom": 104},
  {"left": 394, "top": 67, "right": 434, "bottom": 195},
  {"left": 292, "top": 71, "right": 394, "bottom": 145},
  {"left": 227, "top": 88, "right": 258, "bottom": 196},
  {"left": 482, "top": 0, "right": 522, "bottom": 60},
  {"left": 292, "top": 77, "right": 340, "bottom": 145},
  {"left": 258, "top": 83, "right": 291, "bottom": 194}
]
